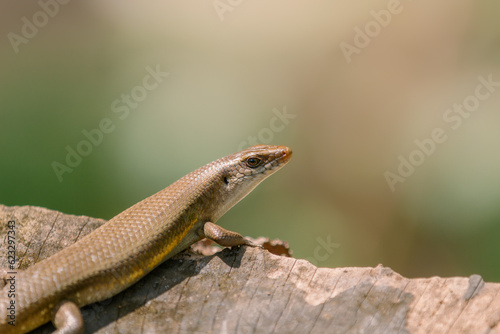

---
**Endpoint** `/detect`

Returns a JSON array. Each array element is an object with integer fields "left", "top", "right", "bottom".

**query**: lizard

[{"left": 0, "top": 144, "right": 292, "bottom": 333}]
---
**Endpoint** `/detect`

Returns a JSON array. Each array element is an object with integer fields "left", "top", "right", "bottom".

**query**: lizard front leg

[{"left": 200, "top": 222, "right": 262, "bottom": 248}]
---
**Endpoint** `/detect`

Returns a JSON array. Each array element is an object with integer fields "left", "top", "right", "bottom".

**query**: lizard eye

[{"left": 246, "top": 157, "right": 262, "bottom": 168}]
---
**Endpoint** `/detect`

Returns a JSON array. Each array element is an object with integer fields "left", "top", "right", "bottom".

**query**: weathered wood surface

[{"left": 0, "top": 204, "right": 499, "bottom": 334}]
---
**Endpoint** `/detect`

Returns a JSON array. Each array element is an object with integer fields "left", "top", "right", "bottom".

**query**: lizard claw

[{"left": 244, "top": 238, "right": 264, "bottom": 249}]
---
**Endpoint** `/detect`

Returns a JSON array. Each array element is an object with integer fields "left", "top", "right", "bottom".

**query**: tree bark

[{"left": 0, "top": 204, "right": 499, "bottom": 334}]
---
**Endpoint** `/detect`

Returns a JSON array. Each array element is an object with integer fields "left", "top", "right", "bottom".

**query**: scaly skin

[{"left": 0, "top": 145, "right": 292, "bottom": 333}]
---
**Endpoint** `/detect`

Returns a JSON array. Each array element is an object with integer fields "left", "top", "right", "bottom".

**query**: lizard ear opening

[{"left": 223, "top": 176, "right": 229, "bottom": 185}]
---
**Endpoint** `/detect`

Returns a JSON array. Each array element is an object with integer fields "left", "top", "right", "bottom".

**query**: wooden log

[{"left": 0, "top": 204, "right": 499, "bottom": 333}]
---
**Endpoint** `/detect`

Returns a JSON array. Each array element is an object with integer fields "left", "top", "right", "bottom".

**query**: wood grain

[{"left": 1, "top": 204, "right": 499, "bottom": 334}]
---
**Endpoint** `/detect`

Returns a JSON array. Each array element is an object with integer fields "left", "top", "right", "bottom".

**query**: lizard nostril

[{"left": 279, "top": 146, "right": 293, "bottom": 162}]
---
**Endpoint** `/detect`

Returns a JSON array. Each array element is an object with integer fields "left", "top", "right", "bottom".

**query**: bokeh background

[{"left": 1, "top": 1, "right": 500, "bottom": 281}]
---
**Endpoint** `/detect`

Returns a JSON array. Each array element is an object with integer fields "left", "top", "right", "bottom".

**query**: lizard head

[{"left": 211, "top": 145, "right": 292, "bottom": 221}]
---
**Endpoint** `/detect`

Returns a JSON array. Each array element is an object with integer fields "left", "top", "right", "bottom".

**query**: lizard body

[{"left": 0, "top": 144, "right": 292, "bottom": 333}]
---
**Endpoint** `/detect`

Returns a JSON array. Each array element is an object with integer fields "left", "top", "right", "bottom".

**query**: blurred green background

[{"left": 1, "top": 1, "right": 500, "bottom": 281}]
